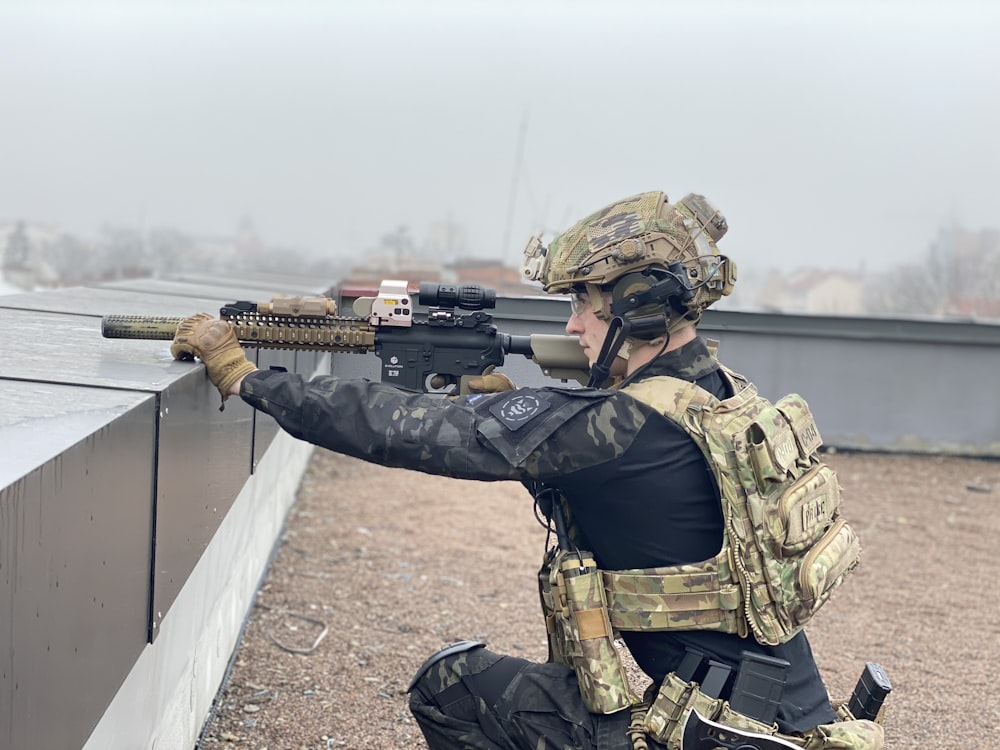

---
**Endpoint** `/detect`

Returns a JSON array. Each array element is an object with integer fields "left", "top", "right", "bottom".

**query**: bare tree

[{"left": 865, "top": 227, "right": 1000, "bottom": 318}]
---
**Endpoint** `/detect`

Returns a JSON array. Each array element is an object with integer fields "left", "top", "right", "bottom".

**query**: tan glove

[
  {"left": 465, "top": 367, "right": 516, "bottom": 394},
  {"left": 170, "top": 313, "right": 257, "bottom": 401}
]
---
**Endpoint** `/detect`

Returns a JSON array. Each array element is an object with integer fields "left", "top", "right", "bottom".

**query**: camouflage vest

[
  {"left": 617, "top": 367, "right": 860, "bottom": 646},
  {"left": 537, "top": 363, "right": 861, "bottom": 716}
]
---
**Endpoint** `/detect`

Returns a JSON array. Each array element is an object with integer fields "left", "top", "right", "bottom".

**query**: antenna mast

[{"left": 502, "top": 109, "right": 528, "bottom": 265}]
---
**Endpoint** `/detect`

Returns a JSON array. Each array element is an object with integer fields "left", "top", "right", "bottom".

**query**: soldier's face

[{"left": 565, "top": 291, "right": 613, "bottom": 368}]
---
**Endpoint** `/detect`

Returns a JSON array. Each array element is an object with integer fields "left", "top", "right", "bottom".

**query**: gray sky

[{"left": 2, "top": 0, "right": 998, "bottom": 271}]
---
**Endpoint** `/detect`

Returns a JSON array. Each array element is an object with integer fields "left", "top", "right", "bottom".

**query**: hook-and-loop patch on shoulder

[
  {"left": 488, "top": 390, "right": 552, "bottom": 430},
  {"left": 475, "top": 386, "right": 610, "bottom": 466}
]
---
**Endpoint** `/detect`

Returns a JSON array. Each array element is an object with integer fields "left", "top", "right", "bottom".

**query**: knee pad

[
  {"left": 409, "top": 641, "right": 530, "bottom": 715},
  {"left": 408, "top": 640, "right": 486, "bottom": 692}
]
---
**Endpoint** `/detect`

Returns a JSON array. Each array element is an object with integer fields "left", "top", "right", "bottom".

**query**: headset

[{"left": 587, "top": 261, "right": 695, "bottom": 388}]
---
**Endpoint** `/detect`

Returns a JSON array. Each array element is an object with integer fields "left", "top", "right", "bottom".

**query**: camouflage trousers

[
  {"left": 406, "top": 644, "right": 883, "bottom": 750},
  {"left": 407, "top": 645, "right": 637, "bottom": 750}
]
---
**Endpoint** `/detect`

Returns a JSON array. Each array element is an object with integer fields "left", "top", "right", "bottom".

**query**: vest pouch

[
  {"left": 537, "top": 549, "right": 573, "bottom": 667},
  {"left": 643, "top": 673, "right": 722, "bottom": 749},
  {"left": 746, "top": 406, "right": 799, "bottom": 487},
  {"left": 798, "top": 518, "right": 861, "bottom": 614},
  {"left": 775, "top": 394, "right": 823, "bottom": 461},
  {"left": 801, "top": 719, "right": 885, "bottom": 750},
  {"left": 779, "top": 464, "right": 841, "bottom": 554},
  {"left": 715, "top": 701, "right": 778, "bottom": 736},
  {"left": 558, "top": 552, "right": 636, "bottom": 714}
]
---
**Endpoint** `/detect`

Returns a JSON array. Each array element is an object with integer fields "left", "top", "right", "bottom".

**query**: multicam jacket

[{"left": 240, "top": 337, "right": 836, "bottom": 733}]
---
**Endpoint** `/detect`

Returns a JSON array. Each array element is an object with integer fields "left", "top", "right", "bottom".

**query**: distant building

[
  {"left": 189, "top": 234, "right": 239, "bottom": 268},
  {"left": 340, "top": 258, "right": 539, "bottom": 302},
  {"left": 734, "top": 267, "right": 865, "bottom": 315},
  {"left": 425, "top": 220, "right": 469, "bottom": 259},
  {"left": 233, "top": 215, "right": 265, "bottom": 263},
  {"left": 343, "top": 257, "right": 445, "bottom": 289},
  {"left": 783, "top": 269, "right": 865, "bottom": 315},
  {"left": 447, "top": 259, "right": 530, "bottom": 296},
  {"left": 0, "top": 220, "right": 63, "bottom": 290},
  {"left": 943, "top": 297, "right": 1000, "bottom": 320}
]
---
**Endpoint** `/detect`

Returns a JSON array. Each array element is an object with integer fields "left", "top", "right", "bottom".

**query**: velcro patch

[
  {"left": 489, "top": 390, "right": 551, "bottom": 431},
  {"left": 475, "top": 387, "right": 611, "bottom": 466}
]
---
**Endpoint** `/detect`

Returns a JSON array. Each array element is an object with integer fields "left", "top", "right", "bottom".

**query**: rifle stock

[
  {"left": 101, "top": 280, "right": 591, "bottom": 393},
  {"left": 504, "top": 333, "right": 594, "bottom": 386}
]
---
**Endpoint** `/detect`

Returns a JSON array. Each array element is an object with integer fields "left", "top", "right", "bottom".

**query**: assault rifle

[{"left": 101, "top": 279, "right": 591, "bottom": 393}]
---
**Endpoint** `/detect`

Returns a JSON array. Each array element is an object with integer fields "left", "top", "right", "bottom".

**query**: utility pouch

[
  {"left": 537, "top": 548, "right": 572, "bottom": 667},
  {"left": 555, "top": 550, "right": 636, "bottom": 714},
  {"left": 732, "top": 399, "right": 861, "bottom": 644},
  {"left": 643, "top": 673, "right": 721, "bottom": 749},
  {"left": 715, "top": 701, "right": 779, "bottom": 736},
  {"left": 797, "top": 517, "right": 860, "bottom": 614},
  {"left": 800, "top": 719, "right": 885, "bottom": 750}
]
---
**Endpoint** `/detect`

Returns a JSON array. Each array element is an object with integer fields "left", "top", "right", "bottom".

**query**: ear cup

[
  {"left": 609, "top": 265, "right": 695, "bottom": 320},
  {"left": 610, "top": 272, "right": 656, "bottom": 309}
]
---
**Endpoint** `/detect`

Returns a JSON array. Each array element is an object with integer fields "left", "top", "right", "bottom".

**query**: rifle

[{"left": 101, "top": 279, "right": 591, "bottom": 393}]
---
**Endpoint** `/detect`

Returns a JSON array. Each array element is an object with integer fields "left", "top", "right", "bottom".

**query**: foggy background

[{"left": 2, "top": 0, "right": 998, "bottom": 281}]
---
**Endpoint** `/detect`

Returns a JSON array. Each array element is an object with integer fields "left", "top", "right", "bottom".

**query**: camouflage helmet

[{"left": 521, "top": 191, "right": 736, "bottom": 326}]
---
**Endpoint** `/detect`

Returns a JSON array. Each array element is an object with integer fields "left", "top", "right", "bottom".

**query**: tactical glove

[
  {"left": 466, "top": 368, "right": 516, "bottom": 394},
  {"left": 170, "top": 313, "right": 257, "bottom": 402}
]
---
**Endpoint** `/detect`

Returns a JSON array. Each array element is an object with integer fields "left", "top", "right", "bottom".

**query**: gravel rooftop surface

[{"left": 197, "top": 448, "right": 1000, "bottom": 750}]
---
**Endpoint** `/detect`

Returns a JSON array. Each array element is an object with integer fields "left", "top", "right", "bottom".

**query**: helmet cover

[{"left": 522, "top": 191, "right": 736, "bottom": 322}]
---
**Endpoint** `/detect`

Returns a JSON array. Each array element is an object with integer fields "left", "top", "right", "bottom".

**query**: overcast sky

[{"left": 2, "top": 0, "right": 998, "bottom": 272}]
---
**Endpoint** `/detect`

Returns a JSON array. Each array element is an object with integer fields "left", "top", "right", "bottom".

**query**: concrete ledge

[{"left": 82, "top": 428, "right": 315, "bottom": 750}]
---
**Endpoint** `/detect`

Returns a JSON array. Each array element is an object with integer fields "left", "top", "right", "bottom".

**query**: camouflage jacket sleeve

[{"left": 240, "top": 369, "right": 651, "bottom": 482}]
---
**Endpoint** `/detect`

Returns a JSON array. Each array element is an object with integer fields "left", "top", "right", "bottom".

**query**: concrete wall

[{"left": 0, "top": 275, "right": 330, "bottom": 750}]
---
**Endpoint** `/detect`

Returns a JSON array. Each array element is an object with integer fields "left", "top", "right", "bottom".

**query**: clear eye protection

[{"left": 569, "top": 291, "right": 592, "bottom": 317}]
